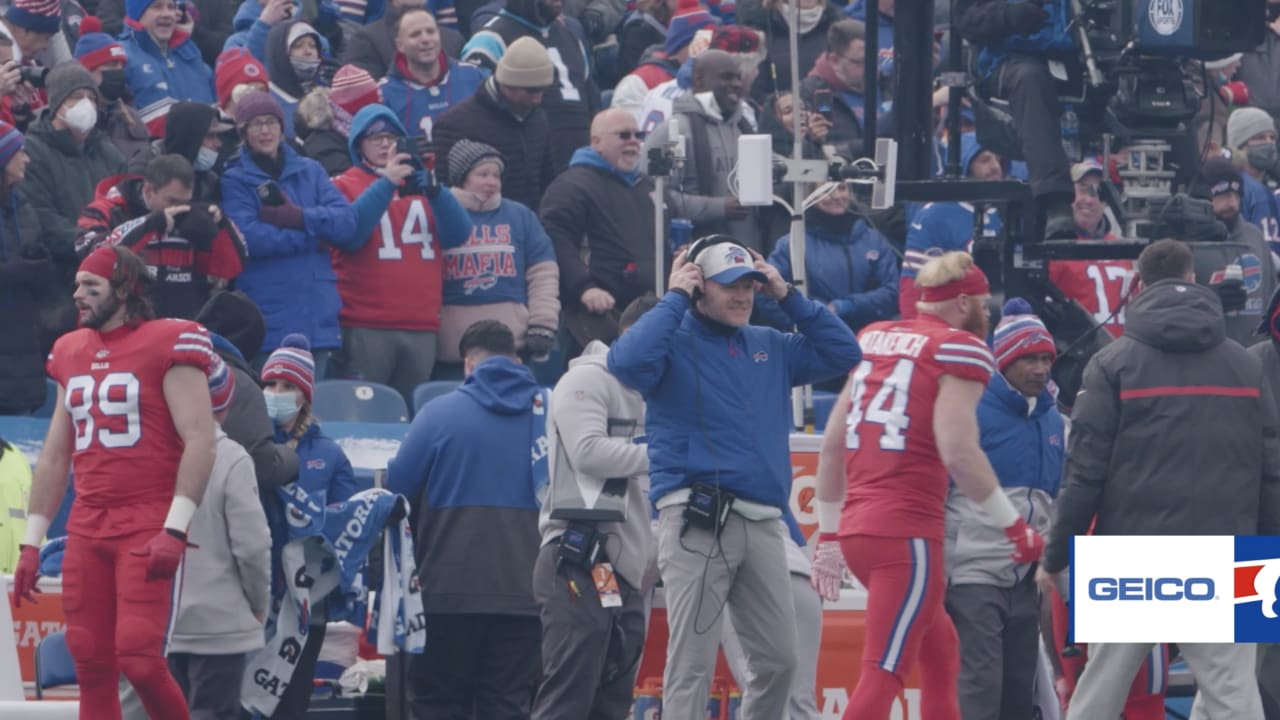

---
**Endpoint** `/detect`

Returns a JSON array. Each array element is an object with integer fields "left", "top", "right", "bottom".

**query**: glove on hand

[
  {"left": 1005, "top": 517, "right": 1045, "bottom": 564},
  {"left": 525, "top": 325, "right": 557, "bottom": 361},
  {"left": 1215, "top": 278, "right": 1248, "bottom": 313},
  {"left": 13, "top": 544, "right": 40, "bottom": 607},
  {"left": 258, "top": 201, "right": 306, "bottom": 230},
  {"left": 809, "top": 534, "right": 846, "bottom": 602},
  {"left": 129, "top": 528, "right": 196, "bottom": 582}
]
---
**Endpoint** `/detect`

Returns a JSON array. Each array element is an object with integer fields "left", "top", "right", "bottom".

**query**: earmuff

[{"left": 685, "top": 234, "right": 740, "bottom": 301}]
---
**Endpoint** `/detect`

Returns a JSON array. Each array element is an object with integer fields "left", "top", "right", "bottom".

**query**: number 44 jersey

[
  {"left": 840, "top": 315, "right": 995, "bottom": 542},
  {"left": 46, "top": 319, "right": 214, "bottom": 537}
]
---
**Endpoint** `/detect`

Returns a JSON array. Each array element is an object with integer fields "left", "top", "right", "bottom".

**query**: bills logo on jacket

[{"left": 1209, "top": 254, "right": 1262, "bottom": 293}]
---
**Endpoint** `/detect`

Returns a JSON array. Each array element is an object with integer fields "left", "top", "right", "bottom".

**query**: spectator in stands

[
  {"left": 843, "top": 0, "right": 893, "bottom": 81},
  {"left": 0, "top": 0, "right": 60, "bottom": 64},
  {"left": 1228, "top": 107, "right": 1280, "bottom": 250},
  {"left": 439, "top": 140, "right": 560, "bottom": 375},
  {"left": 464, "top": 0, "right": 599, "bottom": 172},
  {"left": 133, "top": 101, "right": 232, "bottom": 201},
  {"left": 379, "top": 8, "right": 486, "bottom": 138},
  {"left": 531, "top": 295, "right": 656, "bottom": 720},
  {"left": 0, "top": 120, "right": 53, "bottom": 415},
  {"left": 611, "top": 0, "right": 715, "bottom": 119},
  {"left": 1194, "top": 53, "right": 1247, "bottom": 153},
  {"left": 214, "top": 46, "right": 268, "bottom": 118},
  {"left": 76, "top": 154, "right": 247, "bottom": 319},
  {"left": 341, "top": 0, "right": 465, "bottom": 79},
  {"left": 1239, "top": 5, "right": 1280, "bottom": 133},
  {"left": 758, "top": 182, "right": 898, "bottom": 335},
  {"left": 643, "top": 49, "right": 763, "bottom": 251},
  {"left": 98, "top": 0, "right": 233, "bottom": 66},
  {"left": 758, "top": 89, "right": 832, "bottom": 239},
  {"left": 637, "top": 24, "right": 763, "bottom": 134},
  {"left": 902, "top": 133, "right": 1005, "bottom": 317},
  {"left": 388, "top": 320, "right": 545, "bottom": 718},
  {"left": 954, "top": 0, "right": 1078, "bottom": 239},
  {"left": 618, "top": 0, "right": 676, "bottom": 77},
  {"left": 1039, "top": 239, "right": 1279, "bottom": 719},
  {"left": 946, "top": 298, "right": 1063, "bottom": 720},
  {"left": 607, "top": 239, "right": 858, "bottom": 720},
  {"left": 0, "top": 34, "right": 39, "bottom": 133},
  {"left": 0, "top": 436, "right": 32, "bottom": 573},
  {"left": 544, "top": 108, "right": 655, "bottom": 354},
  {"left": 563, "top": 0, "right": 627, "bottom": 49},
  {"left": 195, "top": 289, "right": 301, "bottom": 492},
  {"left": 167, "top": 359, "right": 271, "bottom": 720},
  {"left": 432, "top": 37, "right": 555, "bottom": 212},
  {"left": 74, "top": 31, "right": 150, "bottom": 166},
  {"left": 748, "top": 0, "right": 839, "bottom": 102},
  {"left": 219, "top": 90, "right": 357, "bottom": 372},
  {"left": 264, "top": 19, "right": 329, "bottom": 138},
  {"left": 120, "top": 0, "right": 216, "bottom": 135},
  {"left": 802, "top": 18, "right": 877, "bottom": 162},
  {"left": 330, "top": 104, "right": 471, "bottom": 399},
  {"left": 22, "top": 61, "right": 126, "bottom": 336},
  {"left": 258, "top": 333, "right": 358, "bottom": 719}
]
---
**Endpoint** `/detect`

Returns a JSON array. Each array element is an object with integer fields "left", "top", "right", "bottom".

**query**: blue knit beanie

[{"left": 6, "top": 0, "right": 61, "bottom": 35}]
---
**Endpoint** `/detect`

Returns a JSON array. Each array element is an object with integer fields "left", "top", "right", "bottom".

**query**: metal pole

[
  {"left": 654, "top": 174, "right": 666, "bottom": 295},
  {"left": 944, "top": 0, "right": 963, "bottom": 178},
  {"left": 862, "top": 0, "right": 879, "bottom": 160},
  {"left": 788, "top": 0, "right": 811, "bottom": 431}
]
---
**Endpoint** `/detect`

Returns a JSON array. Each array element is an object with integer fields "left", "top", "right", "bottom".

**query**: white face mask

[
  {"left": 796, "top": 4, "right": 824, "bottom": 32},
  {"left": 263, "top": 389, "right": 301, "bottom": 423},
  {"left": 62, "top": 97, "right": 98, "bottom": 134},
  {"left": 195, "top": 145, "right": 219, "bottom": 172}
]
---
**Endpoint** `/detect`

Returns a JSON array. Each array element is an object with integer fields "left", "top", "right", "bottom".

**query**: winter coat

[
  {"left": 101, "top": 100, "right": 151, "bottom": 168},
  {"left": 212, "top": 334, "right": 300, "bottom": 492},
  {"left": 748, "top": 6, "right": 839, "bottom": 102},
  {"left": 219, "top": 143, "right": 358, "bottom": 352},
  {"left": 954, "top": 0, "right": 1075, "bottom": 80},
  {"left": 97, "top": 0, "right": 233, "bottom": 65},
  {"left": 169, "top": 429, "right": 272, "bottom": 655},
  {"left": 340, "top": 13, "right": 465, "bottom": 79},
  {"left": 1187, "top": 223, "right": 1277, "bottom": 348},
  {"left": 432, "top": 78, "right": 556, "bottom": 212},
  {"left": 1043, "top": 279, "right": 1280, "bottom": 573},
  {"left": 0, "top": 190, "right": 54, "bottom": 414},
  {"left": 946, "top": 375, "right": 1064, "bottom": 587},
  {"left": 265, "top": 19, "right": 330, "bottom": 139},
  {"left": 120, "top": 22, "right": 216, "bottom": 134}
]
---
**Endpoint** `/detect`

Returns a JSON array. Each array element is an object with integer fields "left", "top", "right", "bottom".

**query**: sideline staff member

[{"left": 608, "top": 235, "right": 860, "bottom": 719}]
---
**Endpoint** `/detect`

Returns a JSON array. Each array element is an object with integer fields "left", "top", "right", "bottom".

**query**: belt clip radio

[
  {"left": 682, "top": 482, "right": 734, "bottom": 537},
  {"left": 557, "top": 522, "right": 601, "bottom": 570}
]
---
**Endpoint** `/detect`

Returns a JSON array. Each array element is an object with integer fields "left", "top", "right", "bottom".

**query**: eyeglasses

[
  {"left": 607, "top": 130, "right": 647, "bottom": 141},
  {"left": 363, "top": 132, "right": 399, "bottom": 146},
  {"left": 247, "top": 117, "right": 281, "bottom": 131}
]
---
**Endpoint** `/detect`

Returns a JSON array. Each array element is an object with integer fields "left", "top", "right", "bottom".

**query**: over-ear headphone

[{"left": 685, "top": 234, "right": 741, "bottom": 301}]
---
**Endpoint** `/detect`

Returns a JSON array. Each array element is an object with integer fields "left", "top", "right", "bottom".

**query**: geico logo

[{"left": 1087, "top": 577, "right": 1216, "bottom": 601}]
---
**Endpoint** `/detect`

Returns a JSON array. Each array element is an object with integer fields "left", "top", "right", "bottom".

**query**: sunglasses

[{"left": 608, "top": 130, "right": 647, "bottom": 141}]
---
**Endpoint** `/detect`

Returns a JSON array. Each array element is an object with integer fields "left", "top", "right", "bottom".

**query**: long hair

[{"left": 109, "top": 246, "right": 157, "bottom": 322}]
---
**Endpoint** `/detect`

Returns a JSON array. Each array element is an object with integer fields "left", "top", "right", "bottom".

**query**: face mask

[
  {"left": 99, "top": 69, "right": 127, "bottom": 102},
  {"left": 263, "top": 389, "right": 300, "bottom": 422},
  {"left": 1248, "top": 143, "right": 1279, "bottom": 173},
  {"left": 195, "top": 145, "right": 219, "bottom": 172},
  {"left": 795, "top": 4, "right": 824, "bottom": 32},
  {"left": 291, "top": 57, "right": 321, "bottom": 82},
  {"left": 61, "top": 97, "right": 97, "bottom": 133}
]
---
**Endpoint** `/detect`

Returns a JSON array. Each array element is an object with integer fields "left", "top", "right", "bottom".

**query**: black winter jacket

[
  {"left": 0, "top": 191, "right": 54, "bottom": 414},
  {"left": 1044, "top": 280, "right": 1280, "bottom": 572}
]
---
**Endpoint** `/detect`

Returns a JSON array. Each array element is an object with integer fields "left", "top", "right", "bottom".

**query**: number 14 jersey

[
  {"left": 46, "top": 319, "right": 213, "bottom": 535},
  {"left": 840, "top": 315, "right": 994, "bottom": 541}
]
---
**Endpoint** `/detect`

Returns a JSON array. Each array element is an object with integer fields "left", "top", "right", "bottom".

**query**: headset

[{"left": 685, "top": 233, "right": 745, "bottom": 301}]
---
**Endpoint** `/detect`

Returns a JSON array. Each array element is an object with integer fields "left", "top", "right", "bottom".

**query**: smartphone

[
  {"left": 814, "top": 88, "right": 833, "bottom": 121},
  {"left": 256, "top": 181, "right": 285, "bottom": 207}
]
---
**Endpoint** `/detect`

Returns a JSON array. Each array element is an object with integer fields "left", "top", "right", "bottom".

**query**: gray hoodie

[
  {"left": 540, "top": 340, "right": 654, "bottom": 590},
  {"left": 169, "top": 429, "right": 272, "bottom": 655}
]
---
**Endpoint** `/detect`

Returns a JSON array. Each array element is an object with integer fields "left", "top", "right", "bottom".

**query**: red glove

[
  {"left": 1005, "top": 517, "right": 1045, "bottom": 564},
  {"left": 1219, "top": 80, "right": 1250, "bottom": 106},
  {"left": 13, "top": 544, "right": 40, "bottom": 607},
  {"left": 810, "top": 533, "right": 847, "bottom": 602},
  {"left": 129, "top": 529, "right": 194, "bottom": 582}
]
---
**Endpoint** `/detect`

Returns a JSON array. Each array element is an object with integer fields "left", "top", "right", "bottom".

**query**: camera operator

[
  {"left": 0, "top": 36, "right": 40, "bottom": 131},
  {"left": 954, "top": 0, "right": 1078, "bottom": 239},
  {"left": 607, "top": 238, "right": 860, "bottom": 720},
  {"left": 75, "top": 153, "right": 247, "bottom": 320}
]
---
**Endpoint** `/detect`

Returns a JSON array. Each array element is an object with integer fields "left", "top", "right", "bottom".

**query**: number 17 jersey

[{"left": 840, "top": 315, "right": 994, "bottom": 542}]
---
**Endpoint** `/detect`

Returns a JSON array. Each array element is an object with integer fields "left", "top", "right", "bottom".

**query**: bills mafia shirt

[
  {"left": 46, "top": 319, "right": 213, "bottom": 537},
  {"left": 840, "top": 314, "right": 995, "bottom": 542}
]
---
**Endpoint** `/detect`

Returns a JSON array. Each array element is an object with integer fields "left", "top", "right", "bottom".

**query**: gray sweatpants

[
  {"left": 1068, "top": 642, "right": 1262, "bottom": 720},
  {"left": 342, "top": 326, "right": 438, "bottom": 403},
  {"left": 656, "top": 506, "right": 797, "bottom": 720},
  {"left": 722, "top": 571, "right": 822, "bottom": 719},
  {"left": 944, "top": 574, "right": 1040, "bottom": 720}
]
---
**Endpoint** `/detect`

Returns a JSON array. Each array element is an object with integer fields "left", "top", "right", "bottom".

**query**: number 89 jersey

[
  {"left": 840, "top": 315, "right": 994, "bottom": 542},
  {"left": 46, "top": 319, "right": 214, "bottom": 535}
]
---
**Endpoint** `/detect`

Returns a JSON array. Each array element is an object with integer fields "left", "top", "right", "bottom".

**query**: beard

[
  {"left": 962, "top": 297, "right": 990, "bottom": 338},
  {"left": 79, "top": 292, "right": 122, "bottom": 329}
]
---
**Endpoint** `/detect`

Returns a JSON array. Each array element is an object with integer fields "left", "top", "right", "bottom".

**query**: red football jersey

[
  {"left": 46, "top": 319, "right": 213, "bottom": 537},
  {"left": 839, "top": 315, "right": 994, "bottom": 542},
  {"left": 331, "top": 167, "right": 443, "bottom": 331},
  {"left": 1048, "top": 259, "right": 1136, "bottom": 338}
]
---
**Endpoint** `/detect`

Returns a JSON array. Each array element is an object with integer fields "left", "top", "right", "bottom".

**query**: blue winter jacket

[
  {"left": 759, "top": 218, "right": 899, "bottom": 332},
  {"left": 974, "top": 0, "right": 1075, "bottom": 79},
  {"left": 220, "top": 144, "right": 359, "bottom": 352},
  {"left": 223, "top": 0, "right": 335, "bottom": 56},
  {"left": 1242, "top": 173, "right": 1280, "bottom": 254},
  {"left": 844, "top": 0, "right": 894, "bottom": 78},
  {"left": 608, "top": 290, "right": 860, "bottom": 509},
  {"left": 120, "top": 24, "right": 215, "bottom": 126},
  {"left": 378, "top": 59, "right": 488, "bottom": 138},
  {"left": 945, "top": 374, "right": 1064, "bottom": 586}
]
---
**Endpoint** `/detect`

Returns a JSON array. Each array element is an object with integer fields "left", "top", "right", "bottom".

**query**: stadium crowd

[{"left": 4, "top": 0, "right": 1280, "bottom": 717}]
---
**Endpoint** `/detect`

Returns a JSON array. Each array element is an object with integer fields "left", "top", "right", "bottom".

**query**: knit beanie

[
  {"left": 1227, "top": 107, "right": 1275, "bottom": 151},
  {"left": 495, "top": 37, "right": 553, "bottom": 89},
  {"left": 665, "top": 0, "right": 716, "bottom": 56},
  {"left": 46, "top": 62, "right": 99, "bottom": 118},
  {"left": 74, "top": 32, "right": 127, "bottom": 72},
  {"left": 126, "top": 0, "right": 156, "bottom": 22},
  {"left": 1197, "top": 156, "right": 1244, "bottom": 199},
  {"left": 992, "top": 298, "right": 1057, "bottom": 372},
  {"left": 6, "top": 0, "right": 61, "bottom": 35},
  {"left": 234, "top": 90, "right": 286, "bottom": 133},
  {"left": 207, "top": 354, "right": 236, "bottom": 414},
  {"left": 328, "top": 64, "right": 379, "bottom": 137},
  {"left": 449, "top": 139, "right": 504, "bottom": 183},
  {"left": 261, "top": 333, "right": 316, "bottom": 404},
  {"left": 215, "top": 47, "right": 268, "bottom": 109},
  {"left": 0, "top": 120, "right": 25, "bottom": 169}
]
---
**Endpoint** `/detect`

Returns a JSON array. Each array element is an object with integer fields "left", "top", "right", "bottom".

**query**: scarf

[
  {"left": 810, "top": 52, "right": 856, "bottom": 94},
  {"left": 805, "top": 206, "right": 856, "bottom": 236}
]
